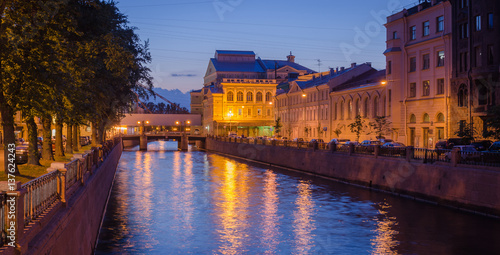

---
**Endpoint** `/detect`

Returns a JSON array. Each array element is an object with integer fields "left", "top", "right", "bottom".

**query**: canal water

[{"left": 95, "top": 141, "right": 500, "bottom": 254}]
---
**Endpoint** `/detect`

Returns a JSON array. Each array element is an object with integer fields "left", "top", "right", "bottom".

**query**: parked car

[
  {"left": 342, "top": 141, "right": 359, "bottom": 147},
  {"left": 309, "top": 139, "right": 325, "bottom": 144},
  {"left": 445, "top": 145, "right": 482, "bottom": 161},
  {"left": 488, "top": 141, "right": 500, "bottom": 152},
  {"left": 435, "top": 138, "right": 472, "bottom": 149},
  {"left": 292, "top": 138, "right": 304, "bottom": 143},
  {"left": 360, "top": 140, "right": 382, "bottom": 147},
  {"left": 382, "top": 142, "right": 406, "bottom": 148},
  {"left": 470, "top": 140, "right": 493, "bottom": 151},
  {"left": 378, "top": 138, "right": 394, "bottom": 144},
  {"left": 16, "top": 138, "right": 26, "bottom": 144},
  {"left": 37, "top": 136, "right": 43, "bottom": 145},
  {"left": 329, "top": 138, "right": 350, "bottom": 145},
  {"left": 80, "top": 136, "right": 90, "bottom": 146},
  {"left": 16, "top": 143, "right": 42, "bottom": 165}
]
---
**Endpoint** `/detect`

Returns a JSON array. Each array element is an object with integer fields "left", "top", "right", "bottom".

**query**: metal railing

[
  {"left": 22, "top": 170, "right": 59, "bottom": 225},
  {"left": 211, "top": 136, "right": 500, "bottom": 168}
]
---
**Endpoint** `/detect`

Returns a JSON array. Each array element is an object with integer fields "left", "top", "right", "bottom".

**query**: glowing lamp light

[
  {"left": 269, "top": 102, "right": 273, "bottom": 105},
  {"left": 302, "top": 94, "right": 306, "bottom": 97},
  {"left": 187, "top": 120, "right": 191, "bottom": 124},
  {"left": 381, "top": 81, "right": 387, "bottom": 85},
  {"left": 175, "top": 121, "right": 180, "bottom": 125},
  {"left": 137, "top": 121, "right": 141, "bottom": 124},
  {"left": 146, "top": 120, "right": 150, "bottom": 124}
]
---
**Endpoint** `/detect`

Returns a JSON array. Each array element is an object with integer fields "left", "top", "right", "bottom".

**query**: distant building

[
  {"left": 385, "top": 0, "right": 452, "bottom": 148},
  {"left": 275, "top": 62, "right": 376, "bottom": 141},
  {"left": 197, "top": 50, "right": 315, "bottom": 136},
  {"left": 449, "top": 0, "right": 500, "bottom": 139}
]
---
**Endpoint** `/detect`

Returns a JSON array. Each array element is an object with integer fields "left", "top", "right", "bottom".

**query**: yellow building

[{"left": 197, "top": 50, "right": 315, "bottom": 137}]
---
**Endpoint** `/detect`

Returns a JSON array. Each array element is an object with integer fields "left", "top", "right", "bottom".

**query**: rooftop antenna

[{"left": 317, "top": 59, "right": 322, "bottom": 73}]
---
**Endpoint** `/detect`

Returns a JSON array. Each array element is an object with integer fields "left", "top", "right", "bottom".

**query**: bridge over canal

[{"left": 121, "top": 133, "right": 206, "bottom": 150}]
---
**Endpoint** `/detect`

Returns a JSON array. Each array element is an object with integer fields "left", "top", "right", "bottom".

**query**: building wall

[
  {"left": 450, "top": 0, "right": 500, "bottom": 140},
  {"left": 206, "top": 138, "right": 500, "bottom": 216},
  {"left": 385, "top": 0, "right": 453, "bottom": 147}
]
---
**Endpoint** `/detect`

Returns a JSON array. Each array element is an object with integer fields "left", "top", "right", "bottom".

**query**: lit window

[
  {"left": 437, "top": 51, "right": 445, "bottom": 67},
  {"left": 237, "top": 91, "right": 243, "bottom": 101},
  {"left": 422, "top": 81, "right": 430, "bottom": 96},
  {"left": 475, "top": 15, "right": 482, "bottom": 31},
  {"left": 247, "top": 92, "right": 253, "bottom": 102},
  {"left": 227, "top": 91, "right": 234, "bottom": 101}
]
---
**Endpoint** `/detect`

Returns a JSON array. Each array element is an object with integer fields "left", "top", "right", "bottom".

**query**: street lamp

[
  {"left": 227, "top": 111, "right": 233, "bottom": 134},
  {"left": 137, "top": 120, "right": 150, "bottom": 135},
  {"left": 176, "top": 120, "right": 191, "bottom": 134}
]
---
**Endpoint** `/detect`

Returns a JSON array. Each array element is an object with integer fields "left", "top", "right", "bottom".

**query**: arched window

[
  {"left": 410, "top": 114, "right": 416, "bottom": 123},
  {"left": 458, "top": 84, "right": 468, "bottom": 107},
  {"left": 340, "top": 102, "right": 345, "bottom": 120},
  {"left": 347, "top": 100, "right": 353, "bottom": 119},
  {"left": 477, "top": 81, "right": 490, "bottom": 106},
  {"left": 364, "top": 98, "right": 369, "bottom": 118},
  {"left": 355, "top": 99, "right": 360, "bottom": 117},
  {"left": 256, "top": 92, "right": 263, "bottom": 102},
  {"left": 237, "top": 91, "right": 243, "bottom": 101},
  {"left": 334, "top": 103, "right": 338, "bottom": 120},
  {"left": 423, "top": 113, "right": 430, "bottom": 123},
  {"left": 373, "top": 96, "right": 379, "bottom": 117},
  {"left": 247, "top": 92, "right": 253, "bottom": 102},
  {"left": 227, "top": 91, "right": 234, "bottom": 101},
  {"left": 437, "top": 113, "right": 445, "bottom": 122},
  {"left": 266, "top": 92, "right": 272, "bottom": 102}
]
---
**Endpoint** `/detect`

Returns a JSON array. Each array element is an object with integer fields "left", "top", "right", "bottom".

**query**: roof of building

[
  {"left": 215, "top": 50, "right": 255, "bottom": 55},
  {"left": 332, "top": 69, "right": 386, "bottom": 92},
  {"left": 210, "top": 58, "right": 266, "bottom": 72},
  {"left": 259, "top": 59, "right": 316, "bottom": 73}
]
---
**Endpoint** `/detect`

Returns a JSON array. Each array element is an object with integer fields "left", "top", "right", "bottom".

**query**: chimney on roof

[
  {"left": 351, "top": 63, "right": 356, "bottom": 68},
  {"left": 366, "top": 62, "right": 372, "bottom": 67},
  {"left": 330, "top": 68, "right": 334, "bottom": 76},
  {"left": 340, "top": 67, "right": 345, "bottom": 71},
  {"left": 287, "top": 51, "right": 295, "bottom": 63},
  {"left": 336, "top": 67, "right": 339, "bottom": 72}
]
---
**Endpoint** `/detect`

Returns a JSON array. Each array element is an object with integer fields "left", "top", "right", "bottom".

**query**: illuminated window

[
  {"left": 422, "top": 81, "right": 430, "bottom": 96},
  {"left": 437, "top": 51, "right": 445, "bottom": 67},
  {"left": 257, "top": 108, "right": 262, "bottom": 115},
  {"left": 247, "top": 92, "right": 253, "bottom": 102},
  {"left": 237, "top": 91, "right": 243, "bottom": 101},
  {"left": 227, "top": 91, "right": 234, "bottom": 101},
  {"left": 266, "top": 92, "right": 272, "bottom": 102},
  {"left": 410, "top": 26, "right": 416, "bottom": 40},
  {"left": 256, "top": 92, "right": 263, "bottom": 102}
]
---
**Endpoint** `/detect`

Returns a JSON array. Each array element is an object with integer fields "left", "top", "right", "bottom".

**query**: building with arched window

[
  {"left": 195, "top": 50, "right": 315, "bottom": 136},
  {"left": 385, "top": 0, "right": 452, "bottom": 147}
]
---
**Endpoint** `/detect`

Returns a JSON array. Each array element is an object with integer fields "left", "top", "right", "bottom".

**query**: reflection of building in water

[
  {"left": 208, "top": 155, "right": 251, "bottom": 254},
  {"left": 261, "top": 170, "right": 280, "bottom": 251},
  {"left": 293, "top": 180, "right": 316, "bottom": 254}
]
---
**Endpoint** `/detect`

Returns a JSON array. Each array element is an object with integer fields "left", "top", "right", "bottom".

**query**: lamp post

[{"left": 227, "top": 111, "right": 233, "bottom": 135}]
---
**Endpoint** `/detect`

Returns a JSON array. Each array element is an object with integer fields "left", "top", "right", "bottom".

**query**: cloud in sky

[{"left": 171, "top": 73, "right": 197, "bottom": 77}]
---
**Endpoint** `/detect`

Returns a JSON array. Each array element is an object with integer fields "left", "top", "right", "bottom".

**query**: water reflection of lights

[
  {"left": 293, "top": 180, "right": 316, "bottom": 254},
  {"left": 261, "top": 170, "right": 280, "bottom": 253},
  {"left": 212, "top": 158, "right": 250, "bottom": 255},
  {"left": 371, "top": 201, "right": 400, "bottom": 254}
]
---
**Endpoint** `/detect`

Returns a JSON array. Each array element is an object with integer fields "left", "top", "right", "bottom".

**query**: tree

[
  {"left": 455, "top": 120, "right": 477, "bottom": 140},
  {"left": 273, "top": 117, "right": 283, "bottom": 136},
  {"left": 304, "top": 126, "right": 310, "bottom": 137},
  {"left": 483, "top": 105, "right": 500, "bottom": 139},
  {"left": 316, "top": 125, "right": 324, "bottom": 139},
  {"left": 369, "top": 116, "right": 392, "bottom": 139},
  {"left": 348, "top": 115, "right": 365, "bottom": 142},
  {"left": 333, "top": 128, "right": 342, "bottom": 138}
]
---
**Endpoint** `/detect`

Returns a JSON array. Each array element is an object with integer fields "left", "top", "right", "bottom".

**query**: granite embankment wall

[
  {"left": 206, "top": 138, "right": 500, "bottom": 217},
  {"left": 17, "top": 141, "right": 122, "bottom": 255}
]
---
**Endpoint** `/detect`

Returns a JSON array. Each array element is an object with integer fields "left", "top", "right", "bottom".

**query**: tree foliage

[
  {"left": 369, "top": 116, "right": 392, "bottom": 139},
  {"left": 0, "top": 0, "right": 153, "bottom": 173},
  {"left": 273, "top": 117, "right": 283, "bottom": 136},
  {"left": 483, "top": 105, "right": 500, "bottom": 139},
  {"left": 348, "top": 115, "right": 365, "bottom": 142}
]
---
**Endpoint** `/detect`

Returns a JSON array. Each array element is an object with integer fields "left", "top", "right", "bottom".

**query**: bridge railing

[{"left": 0, "top": 138, "right": 122, "bottom": 247}]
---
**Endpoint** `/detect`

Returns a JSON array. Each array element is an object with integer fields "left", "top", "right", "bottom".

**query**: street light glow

[
  {"left": 137, "top": 121, "right": 141, "bottom": 124},
  {"left": 146, "top": 120, "right": 150, "bottom": 124},
  {"left": 381, "top": 81, "right": 387, "bottom": 85},
  {"left": 302, "top": 94, "right": 306, "bottom": 97},
  {"left": 175, "top": 121, "right": 179, "bottom": 125},
  {"left": 187, "top": 120, "right": 191, "bottom": 124}
]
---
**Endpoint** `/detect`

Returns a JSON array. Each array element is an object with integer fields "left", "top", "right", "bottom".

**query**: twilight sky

[{"left": 115, "top": 0, "right": 419, "bottom": 93}]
